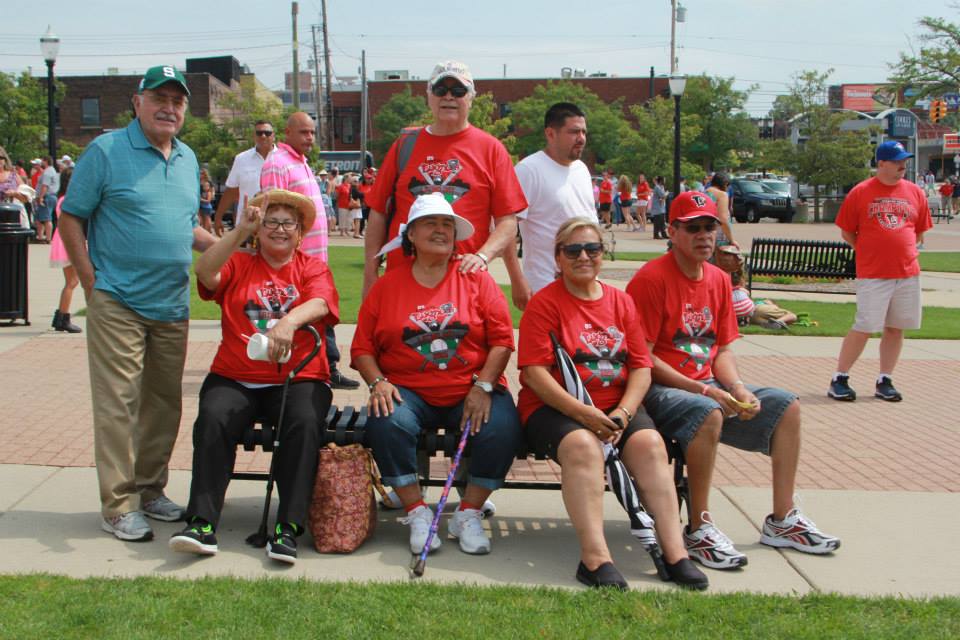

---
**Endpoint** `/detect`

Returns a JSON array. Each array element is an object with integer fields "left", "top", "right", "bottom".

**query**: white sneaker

[
  {"left": 683, "top": 511, "right": 748, "bottom": 570},
  {"left": 448, "top": 508, "right": 491, "bottom": 555},
  {"left": 101, "top": 512, "right": 153, "bottom": 542},
  {"left": 402, "top": 505, "right": 441, "bottom": 554}
]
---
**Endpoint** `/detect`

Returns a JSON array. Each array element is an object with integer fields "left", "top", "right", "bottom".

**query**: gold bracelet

[{"left": 617, "top": 406, "right": 633, "bottom": 422}]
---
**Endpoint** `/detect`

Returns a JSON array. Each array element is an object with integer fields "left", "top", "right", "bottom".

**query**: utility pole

[
  {"left": 360, "top": 49, "right": 367, "bottom": 167},
  {"left": 321, "top": 0, "right": 335, "bottom": 150},
  {"left": 291, "top": 1, "right": 300, "bottom": 110},
  {"left": 311, "top": 24, "right": 324, "bottom": 146}
]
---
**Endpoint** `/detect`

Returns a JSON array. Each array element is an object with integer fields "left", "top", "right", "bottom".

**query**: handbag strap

[{"left": 323, "top": 442, "right": 396, "bottom": 508}]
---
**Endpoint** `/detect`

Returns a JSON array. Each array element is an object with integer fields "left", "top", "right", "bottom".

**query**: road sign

[
  {"left": 943, "top": 133, "right": 960, "bottom": 151},
  {"left": 945, "top": 93, "right": 960, "bottom": 110}
]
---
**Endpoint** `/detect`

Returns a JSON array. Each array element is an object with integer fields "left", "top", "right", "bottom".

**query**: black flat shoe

[
  {"left": 576, "top": 561, "right": 628, "bottom": 591},
  {"left": 664, "top": 557, "right": 709, "bottom": 590}
]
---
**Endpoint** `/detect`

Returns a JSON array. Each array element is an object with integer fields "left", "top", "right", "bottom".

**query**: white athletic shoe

[
  {"left": 448, "top": 508, "right": 491, "bottom": 555},
  {"left": 402, "top": 505, "right": 441, "bottom": 554}
]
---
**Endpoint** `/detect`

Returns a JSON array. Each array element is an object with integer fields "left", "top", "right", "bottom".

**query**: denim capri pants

[
  {"left": 364, "top": 385, "right": 521, "bottom": 491},
  {"left": 643, "top": 380, "right": 797, "bottom": 455}
]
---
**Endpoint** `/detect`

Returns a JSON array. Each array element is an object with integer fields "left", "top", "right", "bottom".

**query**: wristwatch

[{"left": 472, "top": 374, "right": 493, "bottom": 393}]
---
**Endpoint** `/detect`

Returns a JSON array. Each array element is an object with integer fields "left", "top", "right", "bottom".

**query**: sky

[{"left": 2, "top": 0, "right": 956, "bottom": 117}]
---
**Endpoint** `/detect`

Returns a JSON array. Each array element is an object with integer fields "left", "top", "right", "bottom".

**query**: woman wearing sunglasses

[
  {"left": 170, "top": 189, "right": 339, "bottom": 565},
  {"left": 517, "top": 217, "right": 707, "bottom": 591}
]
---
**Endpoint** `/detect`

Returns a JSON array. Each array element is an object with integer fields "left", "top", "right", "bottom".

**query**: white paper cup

[{"left": 246, "top": 333, "right": 291, "bottom": 363}]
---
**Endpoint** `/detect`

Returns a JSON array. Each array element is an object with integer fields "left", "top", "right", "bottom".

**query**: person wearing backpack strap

[{"left": 362, "top": 60, "right": 527, "bottom": 299}]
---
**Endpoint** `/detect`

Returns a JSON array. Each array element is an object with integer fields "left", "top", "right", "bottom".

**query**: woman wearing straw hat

[
  {"left": 352, "top": 192, "right": 520, "bottom": 558},
  {"left": 170, "top": 188, "right": 339, "bottom": 565},
  {"left": 517, "top": 217, "right": 707, "bottom": 590}
]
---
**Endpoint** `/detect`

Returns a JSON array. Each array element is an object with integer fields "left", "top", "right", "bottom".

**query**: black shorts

[
  {"left": 599, "top": 203, "right": 612, "bottom": 213},
  {"left": 524, "top": 404, "right": 656, "bottom": 462}
]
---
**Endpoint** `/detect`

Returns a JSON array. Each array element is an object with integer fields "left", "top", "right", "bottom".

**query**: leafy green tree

[
  {"left": 611, "top": 96, "right": 702, "bottom": 191},
  {"left": 0, "top": 71, "right": 65, "bottom": 163},
  {"left": 680, "top": 74, "right": 757, "bottom": 172},
  {"left": 468, "top": 92, "right": 515, "bottom": 154},
  {"left": 370, "top": 85, "right": 429, "bottom": 159},
  {"left": 177, "top": 115, "right": 240, "bottom": 181},
  {"left": 774, "top": 70, "right": 874, "bottom": 221},
  {"left": 889, "top": 14, "right": 960, "bottom": 107},
  {"left": 509, "top": 80, "right": 631, "bottom": 166}
]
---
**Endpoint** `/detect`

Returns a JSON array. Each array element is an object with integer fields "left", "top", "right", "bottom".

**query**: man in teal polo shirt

[{"left": 60, "top": 65, "right": 217, "bottom": 542}]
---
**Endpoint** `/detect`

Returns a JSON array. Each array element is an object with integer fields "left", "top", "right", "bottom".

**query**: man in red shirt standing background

[{"left": 829, "top": 141, "right": 932, "bottom": 402}]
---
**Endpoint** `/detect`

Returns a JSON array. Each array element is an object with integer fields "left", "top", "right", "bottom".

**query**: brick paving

[{"left": 3, "top": 335, "right": 958, "bottom": 492}]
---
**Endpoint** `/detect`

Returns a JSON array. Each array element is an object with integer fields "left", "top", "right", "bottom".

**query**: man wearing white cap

[{"left": 362, "top": 60, "right": 528, "bottom": 299}]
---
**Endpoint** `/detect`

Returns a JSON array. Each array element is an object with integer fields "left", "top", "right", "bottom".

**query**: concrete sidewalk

[{"left": 2, "top": 227, "right": 958, "bottom": 596}]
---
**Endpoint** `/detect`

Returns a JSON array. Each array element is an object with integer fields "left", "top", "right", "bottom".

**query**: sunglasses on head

[
  {"left": 431, "top": 84, "right": 469, "bottom": 98},
  {"left": 255, "top": 130, "right": 274, "bottom": 137},
  {"left": 679, "top": 221, "right": 718, "bottom": 234},
  {"left": 559, "top": 242, "right": 604, "bottom": 259}
]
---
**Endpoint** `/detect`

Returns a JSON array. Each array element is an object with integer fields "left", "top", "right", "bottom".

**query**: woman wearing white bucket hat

[{"left": 352, "top": 193, "right": 521, "bottom": 558}]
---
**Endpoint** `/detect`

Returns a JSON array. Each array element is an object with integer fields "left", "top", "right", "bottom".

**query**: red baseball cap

[{"left": 669, "top": 191, "right": 720, "bottom": 224}]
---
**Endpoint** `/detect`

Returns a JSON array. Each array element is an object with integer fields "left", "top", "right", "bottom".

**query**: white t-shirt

[
  {"left": 39, "top": 166, "right": 59, "bottom": 197},
  {"left": 516, "top": 151, "right": 597, "bottom": 293},
  {"left": 225, "top": 146, "right": 275, "bottom": 209}
]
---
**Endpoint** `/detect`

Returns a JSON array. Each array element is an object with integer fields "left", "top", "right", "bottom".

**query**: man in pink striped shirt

[
  {"left": 261, "top": 112, "right": 328, "bottom": 261},
  {"left": 260, "top": 111, "right": 359, "bottom": 389}
]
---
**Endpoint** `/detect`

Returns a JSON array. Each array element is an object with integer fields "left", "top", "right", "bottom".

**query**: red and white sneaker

[
  {"left": 683, "top": 511, "right": 748, "bottom": 570},
  {"left": 760, "top": 507, "right": 841, "bottom": 554}
]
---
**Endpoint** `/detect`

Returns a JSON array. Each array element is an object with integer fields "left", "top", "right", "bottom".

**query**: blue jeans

[
  {"left": 364, "top": 386, "right": 521, "bottom": 491},
  {"left": 644, "top": 380, "right": 797, "bottom": 455}
]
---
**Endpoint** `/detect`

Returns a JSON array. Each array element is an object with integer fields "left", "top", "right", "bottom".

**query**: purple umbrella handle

[{"left": 411, "top": 419, "right": 472, "bottom": 577}]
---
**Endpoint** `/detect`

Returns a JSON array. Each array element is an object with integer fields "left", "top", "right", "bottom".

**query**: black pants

[
  {"left": 651, "top": 214, "right": 667, "bottom": 239},
  {"left": 325, "top": 324, "right": 340, "bottom": 369},
  {"left": 185, "top": 373, "right": 331, "bottom": 529}
]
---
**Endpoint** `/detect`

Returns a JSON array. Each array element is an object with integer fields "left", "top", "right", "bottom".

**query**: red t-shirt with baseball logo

[
  {"left": 517, "top": 280, "right": 652, "bottom": 424},
  {"left": 366, "top": 125, "right": 527, "bottom": 270},
  {"left": 350, "top": 259, "right": 514, "bottom": 407},
  {"left": 599, "top": 178, "right": 614, "bottom": 204},
  {"left": 626, "top": 253, "right": 739, "bottom": 381},
  {"left": 835, "top": 177, "right": 932, "bottom": 279},
  {"left": 198, "top": 251, "right": 340, "bottom": 384}
]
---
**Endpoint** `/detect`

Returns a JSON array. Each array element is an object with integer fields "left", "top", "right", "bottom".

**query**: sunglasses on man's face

[
  {"left": 255, "top": 130, "right": 274, "bottom": 137},
  {"left": 679, "top": 221, "right": 718, "bottom": 234},
  {"left": 431, "top": 84, "right": 469, "bottom": 98},
  {"left": 559, "top": 242, "right": 604, "bottom": 259}
]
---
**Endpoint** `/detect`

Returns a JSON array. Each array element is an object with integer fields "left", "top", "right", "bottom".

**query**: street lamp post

[
  {"left": 669, "top": 75, "right": 687, "bottom": 199},
  {"left": 40, "top": 26, "right": 60, "bottom": 161}
]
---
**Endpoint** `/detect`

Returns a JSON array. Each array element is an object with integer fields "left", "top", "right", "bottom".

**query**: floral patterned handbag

[{"left": 309, "top": 443, "right": 394, "bottom": 553}]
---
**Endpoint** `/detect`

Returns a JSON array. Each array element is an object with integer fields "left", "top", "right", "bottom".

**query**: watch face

[{"left": 474, "top": 380, "right": 493, "bottom": 393}]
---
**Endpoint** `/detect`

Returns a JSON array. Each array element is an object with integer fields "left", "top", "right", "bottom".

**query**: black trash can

[{"left": 0, "top": 202, "right": 35, "bottom": 326}]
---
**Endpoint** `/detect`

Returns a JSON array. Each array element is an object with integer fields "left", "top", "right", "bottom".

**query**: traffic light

[{"left": 930, "top": 99, "right": 948, "bottom": 123}]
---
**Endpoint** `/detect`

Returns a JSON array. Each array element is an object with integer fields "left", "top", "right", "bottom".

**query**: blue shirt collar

[{"left": 127, "top": 118, "right": 183, "bottom": 159}]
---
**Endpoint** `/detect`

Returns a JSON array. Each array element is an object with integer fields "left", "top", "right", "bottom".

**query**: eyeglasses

[
  {"left": 431, "top": 84, "right": 469, "bottom": 98},
  {"left": 679, "top": 221, "right": 718, "bottom": 234},
  {"left": 262, "top": 218, "right": 300, "bottom": 231},
  {"left": 255, "top": 130, "right": 274, "bottom": 137},
  {"left": 559, "top": 242, "right": 604, "bottom": 259}
]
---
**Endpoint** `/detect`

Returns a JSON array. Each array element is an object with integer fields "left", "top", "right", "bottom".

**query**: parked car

[{"left": 730, "top": 178, "right": 794, "bottom": 223}]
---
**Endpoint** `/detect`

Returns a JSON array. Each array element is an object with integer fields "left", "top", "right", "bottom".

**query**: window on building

[
  {"left": 341, "top": 115, "right": 355, "bottom": 144},
  {"left": 81, "top": 98, "right": 100, "bottom": 127}
]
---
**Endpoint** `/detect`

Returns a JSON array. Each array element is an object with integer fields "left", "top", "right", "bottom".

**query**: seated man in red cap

[{"left": 625, "top": 191, "right": 840, "bottom": 572}]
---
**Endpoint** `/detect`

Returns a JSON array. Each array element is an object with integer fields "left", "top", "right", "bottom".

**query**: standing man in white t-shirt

[
  {"left": 213, "top": 120, "right": 276, "bottom": 236},
  {"left": 507, "top": 103, "right": 597, "bottom": 309}
]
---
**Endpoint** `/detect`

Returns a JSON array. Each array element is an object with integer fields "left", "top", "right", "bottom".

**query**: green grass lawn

[
  {"left": 918, "top": 251, "right": 960, "bottom": 273},
  {"left": 188, "top": 248, "right": 957, "bottom": 339},
  {"left": 2, "top": 576, "right": 957, "bottom": 639}
]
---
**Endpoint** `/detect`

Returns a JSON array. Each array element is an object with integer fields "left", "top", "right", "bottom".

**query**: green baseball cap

[{"left": 138, "top": 65, "right": 190, "bottom": 96}]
